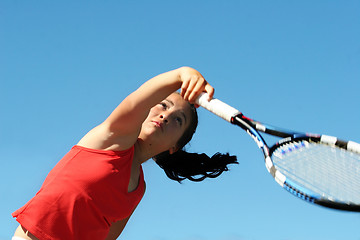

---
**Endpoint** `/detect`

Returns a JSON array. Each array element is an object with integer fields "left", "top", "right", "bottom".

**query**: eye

[
  {"left": 175, "top": 116, "right": 183, "bottom": 126},
  {"left": 159, "top": 102, "right": 168, "bottom": 109}
]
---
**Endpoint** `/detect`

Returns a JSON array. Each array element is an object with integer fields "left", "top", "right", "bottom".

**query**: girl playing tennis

[{"left": 12, "top": 66, "right": 237, "bottom": 240}]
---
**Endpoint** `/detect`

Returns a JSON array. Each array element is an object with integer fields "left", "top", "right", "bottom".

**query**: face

[{"left": 139, "top": 93, "right": 193, "bottom": 155}]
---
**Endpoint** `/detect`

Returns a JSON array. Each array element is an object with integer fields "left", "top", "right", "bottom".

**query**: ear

[{"left": 169, "top": 146, "right": 179, "bottom": 155}]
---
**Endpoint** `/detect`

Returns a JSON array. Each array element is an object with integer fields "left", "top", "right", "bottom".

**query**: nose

[{"left": 160, "top": 114, "right": 168, "bottom": 123}]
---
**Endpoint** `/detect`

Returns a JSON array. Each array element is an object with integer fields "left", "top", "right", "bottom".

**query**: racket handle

[{"left": 195, "top": 93, "right": 241, "bottom": 122}]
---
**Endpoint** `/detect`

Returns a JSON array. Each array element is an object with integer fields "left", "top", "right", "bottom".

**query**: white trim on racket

[{"left": 195, "top": 92, "right": 240, "bottom": 122}]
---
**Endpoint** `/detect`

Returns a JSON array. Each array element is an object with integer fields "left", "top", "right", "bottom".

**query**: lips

[{"left": 152, "top": 121, "right": 163, "bottom": 131}]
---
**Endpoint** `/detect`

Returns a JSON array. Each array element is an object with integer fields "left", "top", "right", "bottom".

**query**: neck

[{"left": 133, "top": 139, "right": 155, "bottom": 165}]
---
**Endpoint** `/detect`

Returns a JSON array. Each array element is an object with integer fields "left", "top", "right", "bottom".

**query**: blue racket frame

[{"left": 196, "top": 92, "right": 360, "bottom": 212}]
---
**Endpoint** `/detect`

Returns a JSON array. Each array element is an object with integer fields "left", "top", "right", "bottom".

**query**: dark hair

[{"left": 154, "top": 101, "right": 238, "bottom": 182}]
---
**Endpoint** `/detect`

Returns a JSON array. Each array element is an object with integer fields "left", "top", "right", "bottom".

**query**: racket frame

[{"left": 196, "top": 93, "right": 360, "bottom": 212}]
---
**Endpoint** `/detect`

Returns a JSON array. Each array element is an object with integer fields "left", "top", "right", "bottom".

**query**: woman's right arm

[{"left": 77, "top": 67, "right": 214, "bottom": 151}]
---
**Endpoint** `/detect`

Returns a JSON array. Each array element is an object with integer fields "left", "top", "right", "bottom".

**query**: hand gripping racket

[{"left": 196, "top": 93, "right": 360, "bottom": 212}]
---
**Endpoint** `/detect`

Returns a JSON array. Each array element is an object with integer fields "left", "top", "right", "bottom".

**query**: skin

[{"left": 14, "top": 66, "right": 214, "bottom": 239}]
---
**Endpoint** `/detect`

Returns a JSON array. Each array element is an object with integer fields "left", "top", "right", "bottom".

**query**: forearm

[
  {"left": 119, "top": 66, "right": 212, "bottom": 118},
  {"left": 104, "top": 68, "right": 182, "bottom": 130},
  {"left": 103, "top": 66, "right": 212, "bottom": 137},
  {"left": 126, "top": 67, "right": 183, "bottom": 113}
]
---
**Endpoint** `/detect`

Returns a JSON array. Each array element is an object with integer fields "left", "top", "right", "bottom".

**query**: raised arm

[{"left": 77, "top": 67, "right": 214, "bottom": 151}]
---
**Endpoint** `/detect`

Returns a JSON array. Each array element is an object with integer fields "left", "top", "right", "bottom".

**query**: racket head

[{"left": 269, "top": 134, "right": 360, "bottom": 212}]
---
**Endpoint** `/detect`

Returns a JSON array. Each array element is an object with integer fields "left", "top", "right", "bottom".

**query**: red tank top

[{"left": 12, "top": 145, "right": 145, "bottom": 240}]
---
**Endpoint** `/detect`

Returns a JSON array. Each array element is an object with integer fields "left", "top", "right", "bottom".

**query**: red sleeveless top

[{"left": 12, "top": 145, "right": 145, "bottom": 240}]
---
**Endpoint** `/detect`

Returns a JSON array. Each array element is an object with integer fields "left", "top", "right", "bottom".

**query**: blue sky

[{"left": 1, "top": 1, "right": 359, "bottom": 239}]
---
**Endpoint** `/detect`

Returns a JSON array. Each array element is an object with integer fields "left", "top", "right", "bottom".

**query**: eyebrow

[
  {"left": 164, "top": 99, "right": 187, "bottom": 125},
  {"left": 164, "top": 99, "right": 174, "bottom": 106}
]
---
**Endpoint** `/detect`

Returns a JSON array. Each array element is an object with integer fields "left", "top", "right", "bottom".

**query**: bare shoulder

[{"left": 77, "top": 123, "right": 139, "bottom": 151}]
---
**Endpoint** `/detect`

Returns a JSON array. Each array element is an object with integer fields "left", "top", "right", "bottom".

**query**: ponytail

[
  {"left": 153, "top": 95, "right": 238, "bottom": 182},
  {"left": 154, "top": 150, "right": 238, "bottom": 182}
]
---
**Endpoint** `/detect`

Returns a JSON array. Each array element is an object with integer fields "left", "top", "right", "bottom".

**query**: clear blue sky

[{"left": 1, "top": 1, "right": 360, "bottom": 239}]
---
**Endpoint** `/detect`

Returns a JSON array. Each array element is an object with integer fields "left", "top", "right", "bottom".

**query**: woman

[{"left": 12, "top": 66, "right": 237, "bottom": 240}]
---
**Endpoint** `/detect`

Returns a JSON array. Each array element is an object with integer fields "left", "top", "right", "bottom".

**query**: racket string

[{"left": 272, "top": 141, "right": 360, "bottom": 204}]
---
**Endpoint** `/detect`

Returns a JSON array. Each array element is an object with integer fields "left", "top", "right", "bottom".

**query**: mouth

[{"left": 152, "top": 121, "right": 163, "bottom": 131}]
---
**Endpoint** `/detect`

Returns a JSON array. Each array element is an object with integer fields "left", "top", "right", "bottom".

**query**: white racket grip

[{"left": 195, "top": 93, "right": 241, "bottom": 122}]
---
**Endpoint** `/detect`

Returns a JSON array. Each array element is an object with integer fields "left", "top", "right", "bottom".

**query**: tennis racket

[{"left": 196, "top": 93, "right": 360, "bottom": 212}]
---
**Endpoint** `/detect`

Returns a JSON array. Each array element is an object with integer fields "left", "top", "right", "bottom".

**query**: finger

[
  {"left": 188, "top": 78, "right": 206, "bottom": 103},
  {"left": 204, "top": 84, "right": 215, "bottom": 101},
  {"left": 180, "top": 79, "right": 190, "bottom": 98},
  {"left": 183, "top": 77, "right": 197, "bottom": 101}
]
